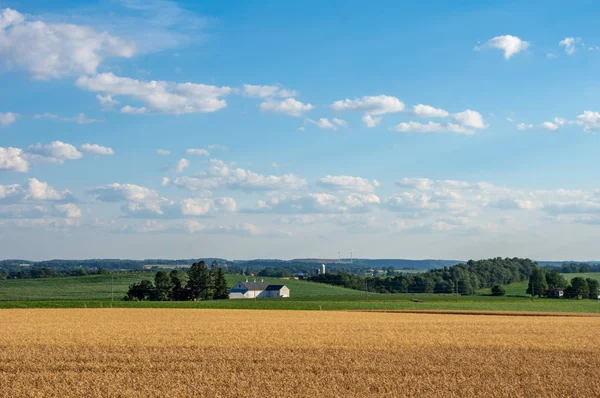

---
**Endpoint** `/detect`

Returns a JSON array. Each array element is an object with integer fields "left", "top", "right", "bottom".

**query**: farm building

[
  {"left": 547, "top": 288, "right": 565, "bottom": 298},
  {"left": 229, "top": 280, "right": 290, "bottom": 299}
]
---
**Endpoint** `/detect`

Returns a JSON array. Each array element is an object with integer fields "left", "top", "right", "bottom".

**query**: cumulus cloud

[
  {"left": 475, "top": 35, "right": 530, "bottom": 59},
  {"left": 306, "top": 118, "right": 337, "bottom": 130},
  {"left": 175, "top": 159, "right": 307, "bottom": 193},
  {"left": 559, "top": 37, "right": 581, "bottom": 55},
  {"left": 156, "top": 149, "right": 171, "bottom": 156},
  {"left": 26, "top": 178, "right": 68, "bottom": 201},
  {"left": 160, "top": 177, "right": 170, "bottom": 186},
  {"left": 0, "top": 112, "right": 18, "bottom": 127},
  {"left": 575, "top": 111, "right": 600, "bottom": 133},
  {"left": 318, "top": 175, "right": 378, "bottom": 193},
  {"left": 185, "top": 148, "right": 210, "bottom": 156},
  {"left": 54, "top": 203, "right": 81, "bottom": 218},
  {"left": 540, "top": 121, "right": 559, "bottom": 132},
  {"left": 332, "top": 118, "right": 348, "bottom": 128},
  {"left": 80, "top": 144, "right": 114, "bottom": 156},
  {"left": 243, "top": 84, "right": 296, "bottom": 98},
  {"left": 0, "top": 8, "right": 135, "bottom": 79},
  {"left": 181, "top": 196, "right": 237, "bottom": 216},
  {"left": 97, "top": 94, "right": 119, "bottom": 109},
  {"left": 176, "top": 158, "right": 190, "bottom": 173},
  {"left": 259, "top": 98, "right": 313, "bottom": 117},
  {"left": 0, "top": 147, "right": 29, "bottom": 172},
  {"left": 393, "top": 121, "right": 474, "bottom": 135},
  {"left": 76, "top": 73, "right": 234, "bottom": 115},
  {"left": 25, "top": 141, "right": 83, "bottom": 164},
  {"left": 453, "top": 109, "right": 487, "bottom": 129},
  {"left": 331, "top": 95, "right": 404, "bottom": 127},
  {"left": 413, "top": 104, "right": 449, "bottom": 118}
]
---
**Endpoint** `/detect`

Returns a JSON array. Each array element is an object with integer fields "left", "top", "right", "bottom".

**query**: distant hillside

[{"left": 292, "top": 258, "right": 462, "bottom": 270}]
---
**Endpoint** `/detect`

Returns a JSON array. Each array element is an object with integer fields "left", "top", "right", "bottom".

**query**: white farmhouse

[{"left": 229, "top": 280, "right": 290, "bottom": 299}]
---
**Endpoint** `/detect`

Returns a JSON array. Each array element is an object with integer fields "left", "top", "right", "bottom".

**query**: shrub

[{"left": 491, "top": 285, "right": 506, "bottom": 296}]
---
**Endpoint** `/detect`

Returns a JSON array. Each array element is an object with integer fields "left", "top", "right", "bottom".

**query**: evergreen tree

[
  {"left": 188, "top": 261, "right": 211, "bottom": 300},
  {"left": 213, "top": 267, "right": 230, "bottom": 300},
  {"left": 169, "top": 269, "right": 188, "bottom": 300},
  {"left": 154, "top": 271, "right": 173, "bottom": 301}
]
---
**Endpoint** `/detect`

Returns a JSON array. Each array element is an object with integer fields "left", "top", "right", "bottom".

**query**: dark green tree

[
  {"left": 545, "top": 271, "right": 568, "bottom": 289},
  {"left": 570, "top": 277, "right": 589, "bottom": 299},
  {"left": 154, "top": 271, "right": 173, "bottom": 301},
  {"left": 125, "top": 280, "right": 154, "bottom": 301},
  {"left": 526, "top": 267, "right": 548, "bottom": 297},
  {"left": 169, "top": 269, "right": 188, "bottom": 300},
  {"left": 188, "top": 261, "right": 211, "bottom": 300},
  {"left": 587, "top": 278, "right": 599, "bottom": 300},
  {"left": 491, "top": 285, "right": 506, "bottom": 296},
  {"left": 213, "top": 267, "right": 230, "bottom": 300}
]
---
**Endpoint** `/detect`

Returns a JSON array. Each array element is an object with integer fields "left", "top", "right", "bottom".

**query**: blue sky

[{"left": 1, "top": 0, "right": 600, "bottom": 260}]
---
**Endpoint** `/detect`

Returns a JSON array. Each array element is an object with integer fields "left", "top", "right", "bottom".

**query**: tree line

[
  {"left": 312, "top": 258, "right": 538, "bottom": 294},
  {"left": 527, "top": 267, "right": 599, "bottom": 299},
  {"left": 125, "top": 261, "right": 229, "bottom": 301},
  {"left": 544, "top": 263, "right": 600, "bottom": 273}
]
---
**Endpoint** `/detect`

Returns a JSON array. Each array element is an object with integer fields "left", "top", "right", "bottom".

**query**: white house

[{"left": 229, "top": 280, "right": 290, "bottom": 299}]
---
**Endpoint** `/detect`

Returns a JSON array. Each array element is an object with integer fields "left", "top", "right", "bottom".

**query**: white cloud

[
  {"left": 393, "top": 121, "right": 474, "bottom": 135},
  {"left": 26, "top": 178, "right": 67, "bottom": 201},
  {"left": 120, "top": 105, "right": 149, "bottom": 115},
  {"left": 80, "top": 144, "right": 114, "bottom": 156},
  {"left": 0, "top": 8, "right": 135, "bottom": 79},
  {"left": 332, "top": 118, "right": 348, "bottom": 128},
  {"left": 174, "top": 160, "right": 308, "bottom": 194},
  {"left": 331, "top": 95, "right": 404, "bottom": 127},
  {"left": 575, "top": 111, "right": 600, "bottom": 133},
  {"left": 96, "top": 94, "right": 119, "bottom": 109},
  {"left": 413, "top": 104, "right": 449, "bottom": 118},
  {"left": 26, "top": 141, "right": 83, "bottom": 164},
  {"left": 243, "top": 84, "right": 296, "bottom": 98},
  {"left": 160, "top": 177, "right": 170, "bottom": 186},
  {"left": 362, "top": 114, "right": 382, "bottom": 128},
  {"left": 156, "top": 149, "right": 171, "bottom": 156},
  {"left": 54, "top": 203, "right": 81, "bottom": 218},
  {"left": 343, "top": 193, "right": 380, "bottom": 208},
  {"left": 306, "top": 118, "right": 336, "bottom": 130},
  {"left": 176, "top": 158, "right": 190, "bottom": 172},
  {"left": 185, "top": 148, "right": 210, "bottom": 156},
  {"left": 318, "top": 175, "right": 378, "bottom": 193},
  {"left": 559, "top": 37, "right": 581, "bottom": 55},
  {"left": 516, "top": 123, "right": 534, "bottom": 130},
  {"left": 186, "top": 221, "right": 260, "bottom": 236},
  {"left": 259, "top": 98, "right": 313, "bottom": 117},
  {"left": 453, "top": 109, "right": 487, "bottom": 129},
  {"left": 76, "top": 73, "right": 234, "bottom": 115},
  {"left": 475, "top": 35, "right": 530, "bottom": 59},
  {"left": 0, "top": 147, "right": 29, "bottom": 172},
  {"left": 0, "top": 112, "right": 18, "bottom": 127},
  {"left": 180, "top": 196, "right": 237, "bottom": 216},
  {"left": 540, "top": 121, "right": 559, "bottom": 132}
]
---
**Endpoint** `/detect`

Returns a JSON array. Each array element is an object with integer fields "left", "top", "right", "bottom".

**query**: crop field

[
  {"left": 1, "top": 309, "right": 599, "bottom": 397},
  {"left": 0, "top": 273, "right": 364, "bottom": 301}
]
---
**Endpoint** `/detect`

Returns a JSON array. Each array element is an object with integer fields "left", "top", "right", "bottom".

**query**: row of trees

[
  {"left": 125, "top": 261, "right": 230, "bottom": 301},
  {"left": 544, "top": 263, "right": 600, "bottom": 273},
  {"left": 313, "top": 258, "right": 538, "bottom": 294},
  {"left": 527, "top": 268, "right": 599, "bottom": 299},
  {"left": 0, "top": 267, "right": 110, "bottom": 280}
]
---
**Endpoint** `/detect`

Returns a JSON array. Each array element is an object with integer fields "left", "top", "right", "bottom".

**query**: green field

[
  {"left": 0, "top": 272, "right": 364, "bottom": 302},
  {"left": 2, "top": 272, "right": 600, "bottom": 313}
]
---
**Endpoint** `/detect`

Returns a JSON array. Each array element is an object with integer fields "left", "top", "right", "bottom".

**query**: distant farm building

[
  {"left": 229, "top": 280, "right": 290, "bottom": 299},
  {"left": 547, "top": 288, "right": 565, "bottom": 298}
]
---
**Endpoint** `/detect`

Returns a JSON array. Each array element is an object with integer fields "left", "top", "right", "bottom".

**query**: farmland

[
  {"left": 2, "top": 272, "right": 600, "bottom": 313},
  {"left": 1, "top": 309, "right": 600, "bottom": 397}
]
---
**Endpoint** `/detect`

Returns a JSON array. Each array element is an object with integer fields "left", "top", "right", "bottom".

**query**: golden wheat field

[{"left": 1, "top": 309, "right": 600, "bottom": 397}]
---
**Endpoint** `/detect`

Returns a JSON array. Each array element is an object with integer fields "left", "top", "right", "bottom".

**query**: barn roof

[{"left": 233, "top": 282, "right": 287, "bottom": 291}]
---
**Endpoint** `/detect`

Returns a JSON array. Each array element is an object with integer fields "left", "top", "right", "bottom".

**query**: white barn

[{"left": 229, "top": 280, "right": 290, "bottom": 299}]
